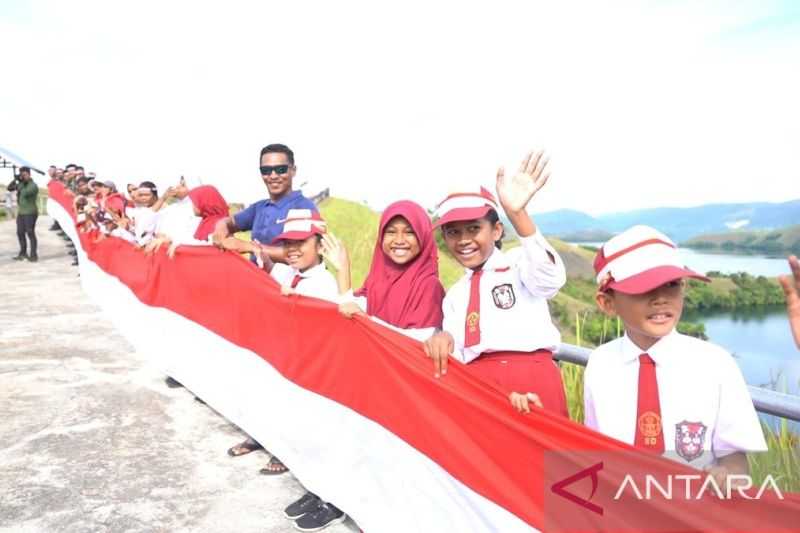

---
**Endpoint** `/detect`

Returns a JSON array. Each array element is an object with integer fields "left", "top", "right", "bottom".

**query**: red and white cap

[
  {"left": 593, "top": 225, "right": 709, "bottom": 294},
  {"left": 433, "top": 187, "right": 499, "bottom": 228},
  {"left": 271, "top": 209, "right": 327, "bottom": 244}
]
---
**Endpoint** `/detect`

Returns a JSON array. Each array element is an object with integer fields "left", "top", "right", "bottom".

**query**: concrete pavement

[{"left": 0, "top": 217, "right": 359, "bottom": 533}]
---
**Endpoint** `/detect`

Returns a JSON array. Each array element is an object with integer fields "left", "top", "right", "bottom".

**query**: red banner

[{"left": 49, "top": 181, "right": 800, "bottom": 532}]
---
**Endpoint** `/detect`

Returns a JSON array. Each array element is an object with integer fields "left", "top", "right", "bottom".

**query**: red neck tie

[
  {"left": 464, "top": 269, "right": 483, "bottom": 347},
  {"left": 291, "top": 274, "right": 303, "bottom": 289},
  {"left": 634, "top": 353, "right": 665, "bottom": 453}
]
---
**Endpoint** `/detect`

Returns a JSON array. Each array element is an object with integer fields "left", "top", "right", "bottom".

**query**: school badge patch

[
  {"left": 675, "top": 421, "right": 707, "bottom": 462},
  {"left": 638, "top": 411, "right": 662, "bottom": 447},
  {"left": 491, "top": 284, "right": 515, "bottom": 309},
  {"left": 466, "top": 311, "right": 480, "bottom": 333}
]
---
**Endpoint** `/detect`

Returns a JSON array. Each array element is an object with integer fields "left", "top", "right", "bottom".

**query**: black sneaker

[
  {"left": 28, "top": 255, "right": 38, "bottom": 262},
  {"left": 293, "top": 502, "right": 346, "bottom": 532},
  {"left": 13, "top": 253, "right": 28, "bottom": 261},
  {"left": 284, "top": 492, "right": 321, "bottom": 520}
]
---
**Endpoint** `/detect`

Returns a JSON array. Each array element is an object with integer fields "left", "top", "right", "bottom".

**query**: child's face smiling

[
  {"left": 596, "top": 280, "right": 685, "bottom": 351},
  {"left": 283, "top": 236, "right": 321, "bottom": 272},
  {"left": 382, "top": 216, "right": 421, "bottom": 265},
  {"left": 441, "top": 218, "right": 502, "bottom": 270}
]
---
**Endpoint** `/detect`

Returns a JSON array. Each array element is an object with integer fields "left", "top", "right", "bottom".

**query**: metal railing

[
  {"left": 311, "top": 187, "right": 330, "bottom": 205},
  {"left": 555, "top": 343, "right": 800, "bottom": 422}
]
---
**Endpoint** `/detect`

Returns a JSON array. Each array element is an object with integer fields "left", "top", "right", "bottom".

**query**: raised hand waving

[{"left": 496, "top": 150, "right": 550, "bottom": 214}]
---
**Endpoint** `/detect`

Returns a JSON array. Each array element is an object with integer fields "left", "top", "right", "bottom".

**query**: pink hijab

[
  {"left": 188, "top": 185, "right": 228, "bottom": 240},
  {"left": 355, "top": 200, "right": 445, "bottom": 329}
]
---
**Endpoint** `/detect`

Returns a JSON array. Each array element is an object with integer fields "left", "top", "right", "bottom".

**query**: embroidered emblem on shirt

[
  {"left": 675, "top": 421, "right": 707, "bottom": 462},
  {"left": 638, "top": 411, "right": 662, "bottom": 446},
  {"left": 466, "top": 311, "right": 480, "bottom": 332},
  {"left": 491, "top": 284, "right": 516, "bottom": 309}
]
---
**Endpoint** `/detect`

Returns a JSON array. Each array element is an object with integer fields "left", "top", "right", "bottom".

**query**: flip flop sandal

[
  {"left": 259, "top": 456, "right": 289, "bottom": 475},
  {"left": 227, "top": 438, "right": 262, "bottom": 457}
]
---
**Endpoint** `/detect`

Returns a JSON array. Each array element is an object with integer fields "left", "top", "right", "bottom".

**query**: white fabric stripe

[
  {"left": 436, "top": 195, "right": 498, "bottom": 218},
  {"left": 279, "top": 209, "right": 314, "bottom": 222},
  {"left": 282, "top": 218, "right": 325, "bottom": 233},
  {"left": 596, "top": 243, "right": 685, "bottom": 285},
  {"left": 49, "top": 199, "right": 538, "bottom": 533}
]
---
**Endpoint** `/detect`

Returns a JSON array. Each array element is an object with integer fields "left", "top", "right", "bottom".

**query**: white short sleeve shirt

[
  {"left": 584, "top": 331, "right": 767, "bottom": 469},
  {"left": 271, "top": 262, "right": 340, "bottom": 304},
  {"left": 442, "top": 230, "right": 566, "bottom": 363}
]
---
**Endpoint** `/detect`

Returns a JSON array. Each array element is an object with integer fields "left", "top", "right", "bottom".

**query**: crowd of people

[{"left": 19, "top": 143, "right": 800, "bottom": 531}]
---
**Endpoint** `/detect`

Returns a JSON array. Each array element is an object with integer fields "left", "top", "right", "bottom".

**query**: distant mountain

[
  {"left": 530, "top": 209, "right": 599, "bottom": 236},
  {"left": 532, "top": 200, "right": 800, "bottom": 243},
  {"left": 557, "top": 229, "right": 614, "bottom": 243},
  {"left": 684, "top": 224, "right": 800, "bottom": 256}
]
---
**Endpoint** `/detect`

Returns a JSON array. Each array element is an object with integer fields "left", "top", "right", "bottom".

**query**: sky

[{"left": 1, "top": 0, "right": 798, "bottom": 214}]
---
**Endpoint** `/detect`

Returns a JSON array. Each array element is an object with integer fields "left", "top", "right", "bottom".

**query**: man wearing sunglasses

[{"left": 213, "top": 143, "right": 316, "bottom": 262}]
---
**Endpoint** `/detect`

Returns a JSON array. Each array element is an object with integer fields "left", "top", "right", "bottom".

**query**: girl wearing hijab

[
  {"left": 279, "top": 201, "right": 446, "bottom": 531},
  {"left": 146, "top": 185, "right": 229, "bottom": 257},
  {"left": 338, "top": 199, "right": 445, "bottom": 339}
]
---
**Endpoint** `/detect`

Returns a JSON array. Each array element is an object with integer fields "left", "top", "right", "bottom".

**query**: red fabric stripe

[{"left": 50, "top": 182, "right": 800, "bottom": 531}]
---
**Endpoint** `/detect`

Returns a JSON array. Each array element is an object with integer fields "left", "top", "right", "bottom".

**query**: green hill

[
  {"left": 684, "top": 224, "right": 800, "bottom": 256},
  {"left": 551, "top": 239, "right": 596, "bottom": 279}
]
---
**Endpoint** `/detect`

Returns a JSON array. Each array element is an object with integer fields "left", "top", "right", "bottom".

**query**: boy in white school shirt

[
  {"left": 584, "top": 225, "right": 767, "bottom": 485},
  {"left": 243, "top": 208, "right": 352, "bottom": 531},
  {"left": 258, "top": 209, "right": 350, "bottom": 302},
  {"left": 424, "top": 150, "right": 569, "bottom": 417}
]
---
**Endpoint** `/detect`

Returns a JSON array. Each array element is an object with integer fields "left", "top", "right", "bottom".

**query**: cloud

[{"left": 1, "top": 0, "right": 797, "bottom": 214}]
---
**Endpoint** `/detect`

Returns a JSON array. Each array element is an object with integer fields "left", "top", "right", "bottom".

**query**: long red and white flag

[{"left": 48, "top": 182, "right": 799, "bottom": 533}]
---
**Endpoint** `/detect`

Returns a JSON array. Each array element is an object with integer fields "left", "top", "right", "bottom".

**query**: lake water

[
  {"left": 571, "top": 242, "right": 799, "bottom": 425},
  {"left": 677, "top": 248, "right": 793, "bottom": 278},
  {"left": 684, "top": 306, "right": 799, "bottom": 430},
  {"left": 683, "top": 306, "right": 799, "bottom": 396},
  {"left": 570, "top": 243, "right": 793, "bottom": 278}
]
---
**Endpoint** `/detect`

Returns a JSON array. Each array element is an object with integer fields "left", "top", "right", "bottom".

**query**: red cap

[
  {"left": 594, "top": 225, "right": 709, "bottom": 294},
  {"left": 433, "top": 187, "right": 499, "bottom": 228},
  {"left": 271, "top": 209, "right": 327, "bottom": 244}
]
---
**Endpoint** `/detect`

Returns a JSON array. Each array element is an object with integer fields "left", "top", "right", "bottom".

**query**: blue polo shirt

[{"left": 233, "top": 190, "right": 317, "bottom": 245}]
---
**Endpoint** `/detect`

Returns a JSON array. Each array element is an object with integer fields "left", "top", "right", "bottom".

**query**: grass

[
  {"left": 750, "top": 420, "right": 800, "bottom": 491},
  {"left": 685, "top": 224, "right": 800, "bottom": 256},
  {"left": 561, "top": 362, "right": 585, "bottom": 423}
]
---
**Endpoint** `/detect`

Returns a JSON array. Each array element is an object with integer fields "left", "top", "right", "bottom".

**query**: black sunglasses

[{"left": 260, "top": 164, "right": 291, "bottom": 176}]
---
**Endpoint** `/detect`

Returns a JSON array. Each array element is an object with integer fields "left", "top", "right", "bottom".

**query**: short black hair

[
  {"left": 439, "top": 210, "right": 505, "bottom": 250},
  {"left": 66, "top": 164, "right": 77, "bottom": 170},
  {"left": 77, "top": 176, "right": 90, "bottom": 184},
  {"left": 260, "top": 143, "right": 294, "bottom": 165},
  {"left": 76, "top": 166, "right": 84, "bottom": 171},
  {"left": 484, "top": 209, "right": 504, "bottom": 250},
  {"left": 19, "top": 166, "right": 30, "bottom": 174},
  {"left": 138, "top": 181, "right": 158, "bottom": 197}
]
